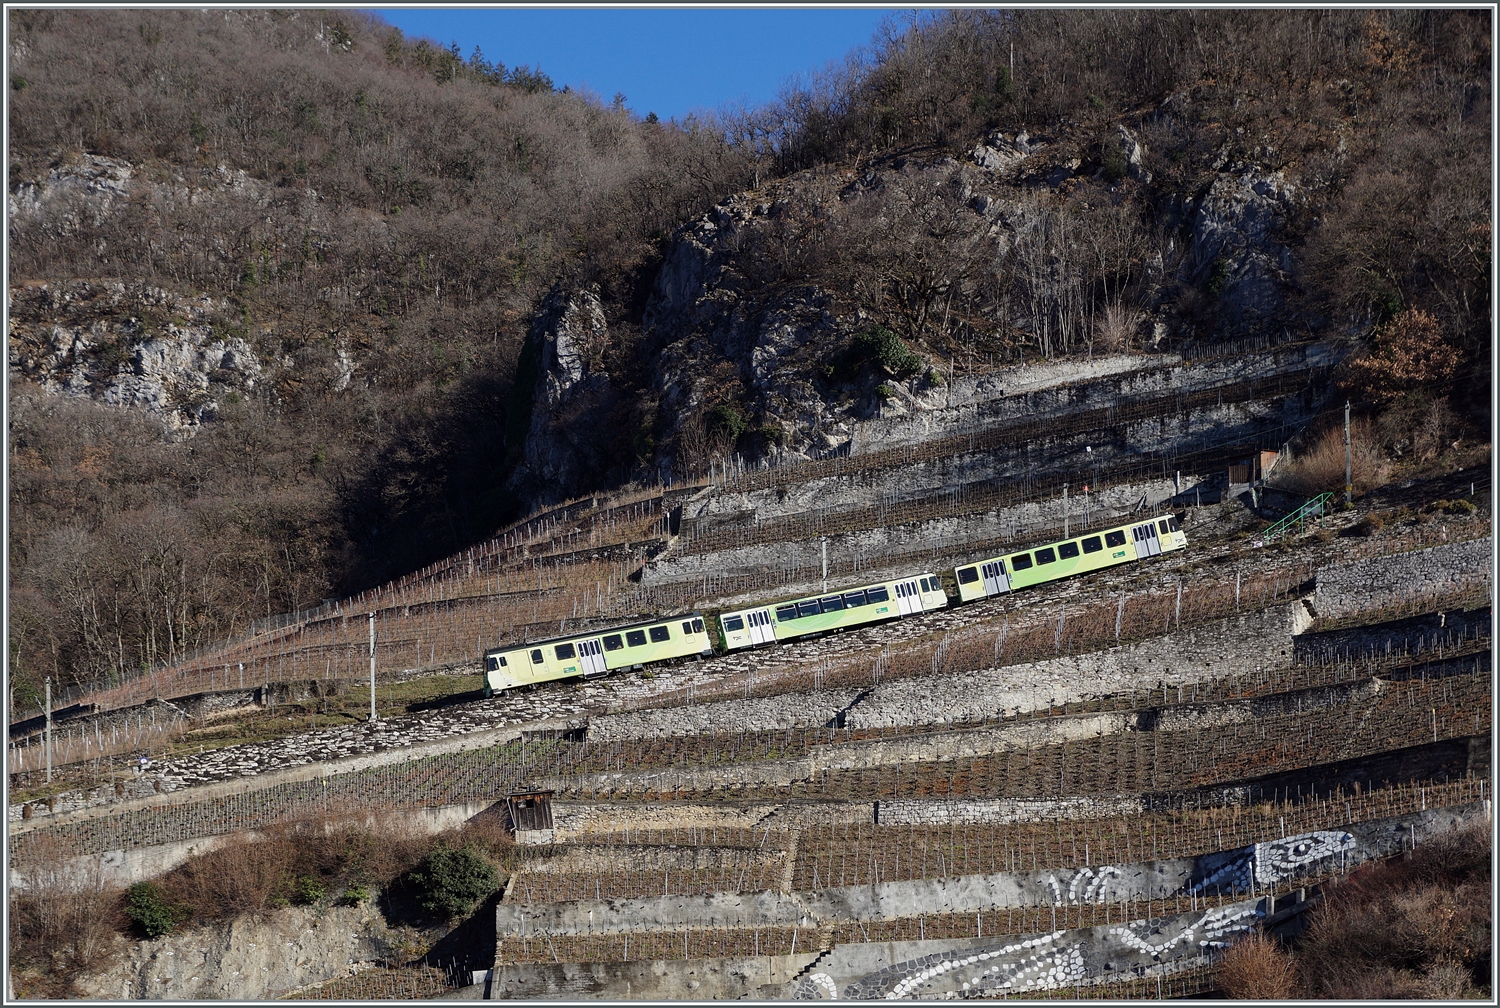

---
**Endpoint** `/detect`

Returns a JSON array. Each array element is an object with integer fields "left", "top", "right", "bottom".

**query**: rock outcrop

[
  {"left": 8, "top": 279, "right": 262, "bottom": 437},
  {"left": 506, "top": 285, "right": 622, "bottom": 504}
]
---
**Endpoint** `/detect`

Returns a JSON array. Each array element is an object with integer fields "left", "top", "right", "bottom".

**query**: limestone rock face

[
  {"left": 71, "top": 900, "right": 400, "bottom": 1001},
  {"left": 8, "top": 280, "right": 262, "bottom": 438},
  {"left": 8, "top": 154, "right": 134, "bottom": 231},
  {"left": 7, "top": 154, "right": 327, "bottom": 438},
  {"left": 1190, "top": 169, "right": 1300, "bottom": 329},
  {"left": 507, "top": 285, "right": 620, "bottom": 504},
  {"left": 1117, "top": 126, "right": 1151, "bottom": 183},
  {"left": 969, "top": 131, "right": 1038, "bottom": 174}
]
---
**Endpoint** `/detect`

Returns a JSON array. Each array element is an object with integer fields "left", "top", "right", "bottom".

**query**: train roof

[
  {"left": 485, "top": 611, "right": 705, "bottom": 654},
  {"left": 721, "top": 571, "right": 940, "bottom": 616},
  {"left": 955, "top": 513, "right": 1180, "bottom": 568}
]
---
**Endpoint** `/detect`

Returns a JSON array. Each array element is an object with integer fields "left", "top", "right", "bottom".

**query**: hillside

[{"left": 5, "top": 18, "right": 1492, "bottom": 998}]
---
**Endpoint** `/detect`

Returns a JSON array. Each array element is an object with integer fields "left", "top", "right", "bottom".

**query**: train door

[
  {"left": 747, "top": 609, "right": 776, "bottom": 645},
  {"left": 1132, "top": 521, "right": 1161, "bottom": 557},
  {"left": 981, "top": 560, "right": 1010, "bottom": 597},
  {"left": 578, "top": 638, "right": 607, "bottom": 676},
  {"left": 895, "top": 579, "right": 923, "bottom": 615}
]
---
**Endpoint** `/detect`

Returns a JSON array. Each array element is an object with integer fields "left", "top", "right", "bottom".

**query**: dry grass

[
  {"left": 1218, "top": 931, "right": 1299, "bottom": 999},
  {"left": 1269, "top": 419, "right": 1389, "bottom": 497}
]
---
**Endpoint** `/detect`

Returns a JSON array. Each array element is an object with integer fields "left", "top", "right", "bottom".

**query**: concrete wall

[
  {"left": 646, "top": 477, "right": 1183, "bottom": 586},
  {"left": 785, "top": 898, "right": 1264, "bottom": 1000},
  {"left": 844, "top": 341, "right": 1339, "bottom": 456},
  {"left": 1314, "top": 537, "right": 1492, "bottom": 619},
  {"left": 580, "top": 602, "right": 1312, "bottom": 744},
  {"left": 495, "top": 953, "right": 818, "bottom": 1001}
]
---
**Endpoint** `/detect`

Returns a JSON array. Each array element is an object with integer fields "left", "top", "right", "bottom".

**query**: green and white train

[
  {"left": 953, "top": 514, "right": 1186, "bottom": 603},
  {"left": 718, "top": 572, "right": 950, "bottom": 651},
  {"left": 483, "top": 614, "right": 712, "bottom": 696},
  {"left": 481, "top": 513, "right": 1186, "bottom": 694}
]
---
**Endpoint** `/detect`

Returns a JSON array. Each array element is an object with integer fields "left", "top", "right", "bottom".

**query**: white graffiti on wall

[
  {"left": 884, "top": 930, "right": 1083, "bottom": 1000},
  {"left": 1188, "top": 829, "right": 1354, "bottom": 895},
  {"left": 1046, "top": 864, "right": 1124, "bottom": 905}
]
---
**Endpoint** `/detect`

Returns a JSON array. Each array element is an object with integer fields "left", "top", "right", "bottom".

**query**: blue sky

[{"left": 372, "top": 8, "right": 898, "bottom": 122}]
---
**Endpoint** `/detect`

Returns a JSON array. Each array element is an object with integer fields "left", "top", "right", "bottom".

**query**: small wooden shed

[
  {"left": 1229, "top": 450, "right": 1279, "bottom": 484},
  {"left": 506, "top": 786, "right": 554, "bottom": 842}
]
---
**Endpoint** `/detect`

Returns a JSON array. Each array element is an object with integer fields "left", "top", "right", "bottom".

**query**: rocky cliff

[{"left": 512, "top": 114, "right": 1308, "bottom": 500}]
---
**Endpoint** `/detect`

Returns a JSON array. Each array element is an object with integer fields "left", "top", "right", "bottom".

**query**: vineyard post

[
  {"left": 368, "top": 613, "right": 377, "bottom": 722},
  {"left": 44, "top": 676, "right": 52, "bottom": 784}
]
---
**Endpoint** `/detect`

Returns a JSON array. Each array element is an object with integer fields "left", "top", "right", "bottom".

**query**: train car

[
  {"left": 718, "top": 572, "right": 948, "bottom": 652},
  {"left": 483, "top": 613, "right": 711, "bottom": 696},
  {"left": 953, "top": 514, "right": 1186, "bottom": 603}
]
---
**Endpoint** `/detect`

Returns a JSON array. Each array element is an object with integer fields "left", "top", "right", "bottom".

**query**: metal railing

[{"left": 1257, "top": 492, "right": 1335, "bottom": 545}]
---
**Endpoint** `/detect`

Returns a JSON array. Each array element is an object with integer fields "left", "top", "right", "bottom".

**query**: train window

[
  {"left": 1167, "top": 516, "right": 1181, "bottom": 533},
  {"left": 1082, "top": 536, "right": 1103, "bottom": 554},
  {"left": 723, "top": 616, "right": 745, "bottom": 632},
  {"left": 1035, "top": 547, "right": 1056, "bottom": 565},
  {"left": 776, "top": 605, "right": 797, "bottom": 622},
  {"left": 921, "top": 577, "right": 935, "bottom": 592},
  {"left": 530, "top": 650, "right": 544, "bottom": 665},
  {"left": 486, "top": 656, "right": 500, "bottom": 671},
  {"left": 957, "top": 566, "right": 979, "bottom": 584},
  {"left": 1158, "top": 519, "right": 1171, "bottom": 535},
  {"left": 682, "top": 621, "right": 694, "bottom": 635},
  {"left": 626, "top": 630, "right": 647, "bottom": 647},
  {"left": 820, "top": 595, "right": 845, "bottom": 612},
  {"left": 649, "top": 625, "right": 671, "bottom": 642},
  {"left": 1011, "top": 553, "right": 1033, "bottom": 570},
  {"left": 866, "top": 586, "right": 890, "bottom": 603},
  {"left": 1059, "top": 542, "right": 1080, "bottom": 559},
  {"left": 692, "top": 618, "right": 704, "bottom": 633},
  {"left": 1105, "top": 530, "right": 1127, "bottom": 548},
  {"left": 603, "top": 634, "right": 623, "bottom": 651},
  {"left": 554, "top": 643, "right": 575, "bottom": 661},
  {"left": 797, "top": 600, "right": 821, "bottom": 618}
]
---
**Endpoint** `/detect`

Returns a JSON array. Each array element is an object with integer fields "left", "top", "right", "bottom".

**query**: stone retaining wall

[
  {"left": 500, "top": 804, "right": 1481, "bottom": 939},
  {"left": 847, "top": 602, "right": 1311, "bottom": 729},
  {"left": 1314, "top": 537, "right": 1492, "bottom": 619},
  {"left": 587, "top": 688, "right": 867, "bottom": 742}
]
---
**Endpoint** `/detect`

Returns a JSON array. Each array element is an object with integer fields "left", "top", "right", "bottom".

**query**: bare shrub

[
  {"left": 154, "top": 809, "right": 436, "bottom": 925},
  {"left": 1268, "top": 419, "right": 1388, "bottom": 497},
  {"left": 1294, "top": 822, "right": 1491, "bottom": 999},
  {"left": 1218, "top": 930, "right": 1299, "bottom": 999},
  {"left": 9, "top": 834, "right": 124, "bottom": 981}
]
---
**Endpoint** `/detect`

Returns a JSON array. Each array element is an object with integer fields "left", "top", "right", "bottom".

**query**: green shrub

[
  {"left": 851, "top": 327, "right": 922, "bottom": 377},
  {"left": 341, "top": 884, "right": 371, "bottom": 906},
  {"left": 704, "top": 403, "right": 748, "bottom": 443},
  {"left": 125, "top": 882, "right": 184, "bottom": 939},
  {"left": 1444, "top": 499, "right": 1476, "bottom": 515},
  {"left": 408, "top": 843, "right": 498, "bottom": 919},
  {"left": 290, "top": 875, "right": 326, "bottom": 905},
  {"left": 1100, "top": 136, "right": 1128, "bottom": 182},
  {"left": 876, "top": 383, "right": 898, "bottom": 401}
]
